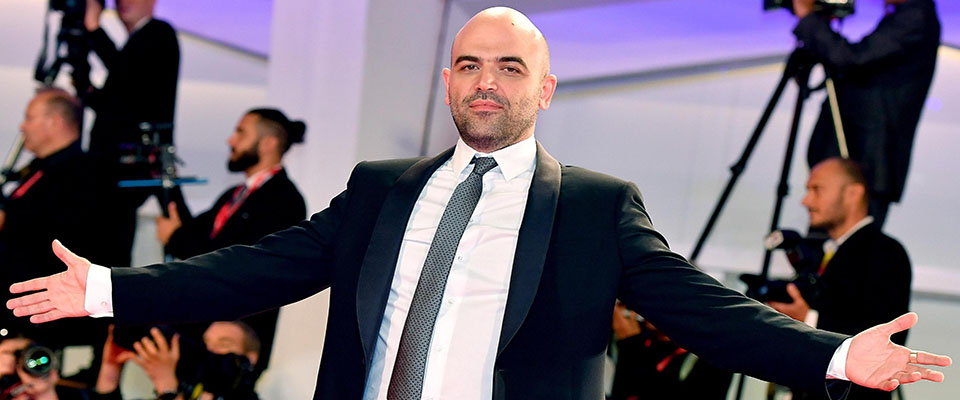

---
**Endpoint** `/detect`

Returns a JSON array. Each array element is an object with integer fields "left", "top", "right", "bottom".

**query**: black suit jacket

[
  {"left": 87, "top": 19, "right": 180, "bottom": 162},
  {"left": 112, "top": 144, "right": 846, "bottom": 399},
  {"left": 0, "top": 142, "right": 120, "bottom": 346},
  {"left": 796, "top": 0, "right": 940, "bottom": 202},
  {"left": 796, "top": 223, "right": 912, "bottom": 400},
  {"left": 165, "top": 169, "right": 307, "bottom": 259},
  {"left": 163, "top": 168, "right": 305, "bottom": 373}
]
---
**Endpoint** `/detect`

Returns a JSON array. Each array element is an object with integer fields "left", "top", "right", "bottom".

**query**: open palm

[
  {"left": 847, "top": 313, "right": 952, "bottom": 391},
  {"left": 6, "top": 240, "right": 92, "bottom": 323}
]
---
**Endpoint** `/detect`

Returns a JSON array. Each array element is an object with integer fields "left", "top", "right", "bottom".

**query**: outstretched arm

[{"left": 6, "top": 240, "right": 91, "bottom": 323}]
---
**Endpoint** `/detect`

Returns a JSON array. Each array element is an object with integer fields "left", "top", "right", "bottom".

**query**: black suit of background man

[
  {"left": 794, "top": 0, "right": 941, "bottom": 226},
  {"left": 165, "top": 168, "right": 306, "bottom": 374},
  {"left": 83, "top": 0, "right": 181, "bottom": 268},
  {"left": 0, "top": 91, "right": 120, "bottom": 350},
  {"left": 795, "top": 223, "right": 912, "bottom": 400}
]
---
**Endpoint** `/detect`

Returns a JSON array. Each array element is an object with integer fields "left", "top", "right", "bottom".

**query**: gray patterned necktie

[{"left": 386, "top": 156, "right": 499, "bottom": 400}]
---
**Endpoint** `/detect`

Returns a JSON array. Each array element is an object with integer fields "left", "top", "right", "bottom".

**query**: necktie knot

[{"left": 471, "top": 156, "right": 498, "bottom": 177}]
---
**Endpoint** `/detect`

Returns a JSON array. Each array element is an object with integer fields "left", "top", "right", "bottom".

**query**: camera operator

[
  {"left": 95, "top": 322, "right": 260, "bottom": 400},
  {"left": 82, "top": 0, "right": 181, "bottom": 267},
  {"left": 792, "top": 0, "right": 940, "bottom": 227},
  {"left": 0, "top": 88, "right": 118, "bottom": 350},
  {"left": 769, "top": 158, "right": 912, "bottom": 400}
]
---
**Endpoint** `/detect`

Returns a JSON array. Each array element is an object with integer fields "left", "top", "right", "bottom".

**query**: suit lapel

[
  {"left": 356, "top": 148, "right": 454, "bottom": 364},
  {"left": 497, "top": 142, "right": 561, "bottom": 355}
]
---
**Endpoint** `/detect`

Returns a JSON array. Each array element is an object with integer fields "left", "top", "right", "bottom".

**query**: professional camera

[
  {"left": 740, "top": 229, "right": 828, "bottom": 303},
  {"left": 34, "top": 0, "right": 105, "bottom": 97},
  {"left": 0, "top": 344, "right": 59, "bottom": 399},
  {"left": 764, "top": 0, "right": 855, "bottom": 19}
]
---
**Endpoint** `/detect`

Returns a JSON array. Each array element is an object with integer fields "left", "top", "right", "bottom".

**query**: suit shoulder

[
  {"left": 352, "top": 157, "right": 425, "bottom": 181},
  {"left": 560, "top": 164, "right": 638, "bottom": 193}
]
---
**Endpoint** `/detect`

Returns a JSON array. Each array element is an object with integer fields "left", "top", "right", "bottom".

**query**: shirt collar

[
  {"left": 451, "top": 135, "right": 537, "bottom": 181},
  {"left": 824, "top": 216, "right": 875, "bottom": 254},
  {"left": 245, "top": 164, "right": 283, "bottom": 187},
  {"left": 131, "top": 16, "right": 152, "bottom": 35}
]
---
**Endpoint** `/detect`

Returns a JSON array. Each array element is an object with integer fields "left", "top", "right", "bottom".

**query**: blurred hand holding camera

[{"left": 130, "top": 328, "right": 181, "bottom": 395}]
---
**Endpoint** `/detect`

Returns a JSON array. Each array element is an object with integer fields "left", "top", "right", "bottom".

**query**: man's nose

[{"left": 475, "top": 69, "right": 498, "bottom": 92}]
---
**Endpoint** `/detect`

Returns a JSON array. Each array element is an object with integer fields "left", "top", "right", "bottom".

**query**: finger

[
  {"left": 51, "top": 239, "right": 89, "bottom": 268},
  {"left": 6, "top": 291, "right": 50, "bottom": 309},
  {"left": 116, "top": 351, "right": 136, "bottom": 364},
  {"left": 786, "top": 283, "right": 804, "bottom": 301},
  {"left": 12, "top": 301, "right": 55, "bottom": 317},
  {"left": 9, "top": 275, "right": 53, "bottom": 295},
  {"left": 902, "top": 365, "right": 945, "bottom": 383},
  {"left": 879, "top": 312, "right": 918, "bottom": 337},
  {"left": 132, "top": 341, "right": 148, "bottom": 359},
  {"left": 151, "top": 328, "right": 169, "bottom": 353},
  {"left": 140, "top": 336, "right": 159, "bottom": 356},
  {"left": 167, "top": 203, "right": 179, "bottom": 221},
  {"left": 879, "top": 379, "right": 900, "bottom": 392},
  {"left": 29, "top": 309, "right": 67, "bottom": 324},
  {"left": 170, "top": 334, "right": 180, "bottom": 359},
  {"left": 911, "top": 351, "right": 953, "bottom": 367},
  {"left": 767, "top": 302, "right": 786, "bottom": 311}
]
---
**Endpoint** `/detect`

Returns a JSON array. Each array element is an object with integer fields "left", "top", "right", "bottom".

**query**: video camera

[
  {"left": 764, "top": 0, "right": 855, "bottom": 19},
  {"left": 0, "top": 344, "right": 59, "bottom": 399},
  {"left": 34, "top": 0, "right": 105, "bottom": 96},
  {"left": 740, "top": 229, "right": 827, "bottom": 303}
]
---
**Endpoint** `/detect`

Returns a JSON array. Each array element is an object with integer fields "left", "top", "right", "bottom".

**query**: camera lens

[{"left": 20, "top": 346, "right": 56, "bottom": 377}]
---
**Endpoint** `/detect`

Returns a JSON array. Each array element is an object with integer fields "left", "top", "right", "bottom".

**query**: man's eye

[
  {"left": 503, "top": 66, "right": 521, "bottom": 74},
  {"left": 461, "top": 64, "right": 479, "bottom": 71}
]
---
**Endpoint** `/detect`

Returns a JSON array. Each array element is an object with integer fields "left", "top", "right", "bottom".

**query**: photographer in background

[
  {"left": 0, "top": 337, "right": 88, "bottom": 400},
  {"left": 769, "top": 158, "right": 912, "bottom": 400},
  {"left": 792, "top": 0, "right": 940, "bottom": 227},
  {"left": 82, "top": 0, "right": 181, "bottom": 267}
]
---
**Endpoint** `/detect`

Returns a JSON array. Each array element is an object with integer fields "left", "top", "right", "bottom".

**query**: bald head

[{"left": 452, "top": 7, "right": 551, "bottom": 79}]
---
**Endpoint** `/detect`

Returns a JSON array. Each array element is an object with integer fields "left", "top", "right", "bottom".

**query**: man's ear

[
  {"left": 539, "top": 74, "right": 558, "bottom": 110},
  {"left": 442, "top": 68, "right": 452, "bottom": 106},
  {"left": 259, "top": 135, "right": 280, "bottom": 156}
]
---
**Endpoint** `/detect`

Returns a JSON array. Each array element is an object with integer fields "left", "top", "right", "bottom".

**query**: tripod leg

[{"left": 689, "top": 64, "right": 793, "bottom": 262}]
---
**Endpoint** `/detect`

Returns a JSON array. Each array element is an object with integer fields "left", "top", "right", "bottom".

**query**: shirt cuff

[
  {"left": 84, "top": 264, "right": 114, "bottom": 318},
  {"left": 826, "top": 338, "right": 852, "bottom": 380}
]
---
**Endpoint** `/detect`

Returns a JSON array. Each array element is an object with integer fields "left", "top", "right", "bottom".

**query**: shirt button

[
  {"left": 456, "top": 255, "right": 464, "bottom": 262},
  {"left": 100, "top": 301, "right": 108, "bottom": 308}
]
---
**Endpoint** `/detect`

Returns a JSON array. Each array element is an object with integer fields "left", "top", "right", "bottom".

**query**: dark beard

[
  {"left": 227, "top": 148, "right": 259, "bottom": 172},
  {"left": 451, "top": 90, "right": 537, "bottom": 152}
]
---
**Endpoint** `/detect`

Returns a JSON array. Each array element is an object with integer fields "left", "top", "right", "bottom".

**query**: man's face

[
  {"left": 442, "top": 10, "right": 556, "bottom": 152},
  {"left": 226, "top": 114, "right": 261, "bottom": 172},
  {"left": 802, "top": 162, "right": 849, "bottom": 231},
  {"left": 20, "top": 96, "right": 53, "bottom": 156},
  {"left": 116, "top": 0, "right": 156, "bottom": 27},
  {"left": 203, "top": 322, "right": 247, "bottom": 356}
]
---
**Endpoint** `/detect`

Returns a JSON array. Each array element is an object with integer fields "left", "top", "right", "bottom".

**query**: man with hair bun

[{"left": 154, "top": 108, "right": 307, "bottom": 374}]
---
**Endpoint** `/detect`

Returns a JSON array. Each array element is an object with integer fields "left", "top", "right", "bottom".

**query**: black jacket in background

[
  {"left": 796, "top": 223, "right": 912, "bottom": 400},
  {"left": 165, "top": 168, "right": 306, "bottom": 373},
  {"left": 795, "top": 0, "right": 940, "bottom": 202},
  {"left": 0, "top": 141, "right": 121, "bottom": 346},
  {"left": 87, "top": 18, "right": 180, "bottom": 163}
]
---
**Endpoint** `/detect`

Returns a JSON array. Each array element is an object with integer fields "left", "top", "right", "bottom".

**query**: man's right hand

[
  {"left": 85, "top": 0, "right": 103, "bottom": 32},
  {"left": 6, "top": 240, "right": 91, "bottom": 323}
]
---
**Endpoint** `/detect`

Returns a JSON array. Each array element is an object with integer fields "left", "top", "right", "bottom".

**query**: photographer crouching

[
  {"left": 0, "top": 337, "right": 88, "bottom": 400},
  {"left": 790, "top": 0, "right": 940, "bottom": 227}
]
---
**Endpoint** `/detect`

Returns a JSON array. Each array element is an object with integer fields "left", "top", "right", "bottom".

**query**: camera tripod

[{"left": 685, "top": 48, "right": 847, "bottom": 400}]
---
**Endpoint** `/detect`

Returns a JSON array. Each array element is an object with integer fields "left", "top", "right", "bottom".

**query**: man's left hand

[
  {"left": 847, "top": 313, "right": 952, "bottom": 391},
  {"left": 155, "top": 202, "right": 182, "bottom": 246},
  {"left": 768, "top": 283, "right": 811, "bottom": 322}
]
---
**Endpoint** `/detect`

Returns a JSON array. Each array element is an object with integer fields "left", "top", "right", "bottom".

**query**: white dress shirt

[{"left": 83, "top": 135, "right": 853, "bottom": 393}]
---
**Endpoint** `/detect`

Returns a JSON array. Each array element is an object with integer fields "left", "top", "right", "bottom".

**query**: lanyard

[
  {"left": 210, "top": 166, "right": 282, "bottom": 238},
  {"left": 10, "top": 171, "right": 44, "bottom": 200}
]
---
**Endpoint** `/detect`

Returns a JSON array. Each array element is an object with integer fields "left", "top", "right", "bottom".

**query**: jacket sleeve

[
  {"left": 793, "top": 5, "right": 937, "bottom": 70},
  {"left": 613, "top": 182, "right": 846, "bottom": 392},
  {"left": 112, "top": 167, "right": 355, "bottom": 325}
]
